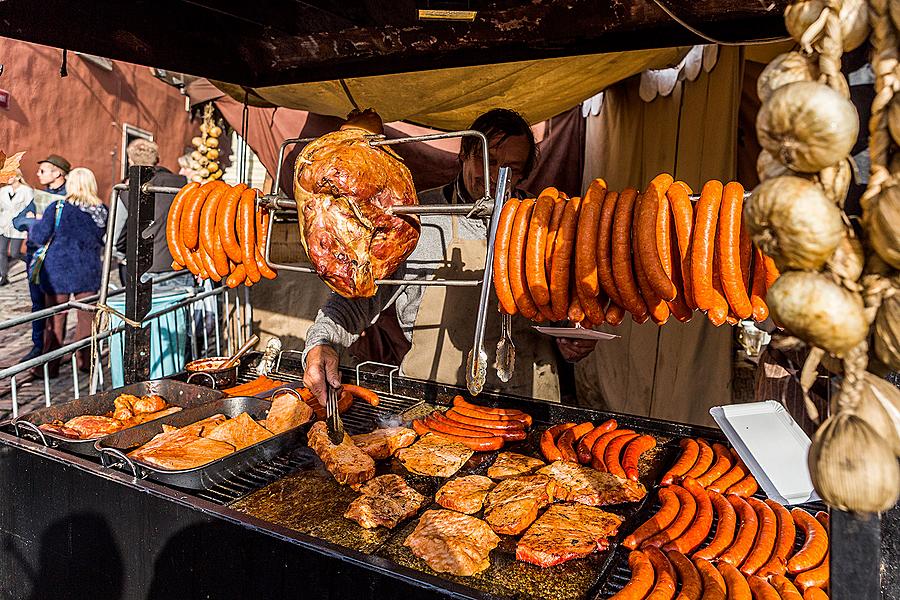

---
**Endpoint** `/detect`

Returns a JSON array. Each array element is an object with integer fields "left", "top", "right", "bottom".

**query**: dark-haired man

[{"left": 303, "top": 109, "right": 595, "bottom": 403}]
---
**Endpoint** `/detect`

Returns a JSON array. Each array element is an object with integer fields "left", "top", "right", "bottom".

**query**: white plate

[
  {"left": 710, "top": 400, "right": 820, "bottom": 505},
  {"left": 533, "top": 326, "right": 619, "bottom": 341}
]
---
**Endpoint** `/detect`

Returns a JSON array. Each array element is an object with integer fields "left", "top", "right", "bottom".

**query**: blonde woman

[
  {"left": 30, "top": 167, "right": 108, "bottom": 375},
  {"left": 0, "top": 169, "right": 33, "bottom": 285}
]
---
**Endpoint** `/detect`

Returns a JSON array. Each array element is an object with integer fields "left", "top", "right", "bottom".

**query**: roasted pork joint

[
  {"left": 516, "top": 504, "right": 624, "bottom": 567},
  {"left": 344, "top": 474, "right": 427, "bottom": 529},
  {"left": 293, "top": 109, "right": 420, "bottom": 298},
  {"left": 404, "top": 510, "right": 500, "bottom": 577}
]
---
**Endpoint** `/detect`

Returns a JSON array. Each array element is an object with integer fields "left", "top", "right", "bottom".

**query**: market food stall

[{"left": 0, "top": 1, "right": 898, "bottom": 599}]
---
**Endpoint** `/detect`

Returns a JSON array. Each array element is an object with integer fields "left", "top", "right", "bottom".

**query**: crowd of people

[{"left": 0, "top": 140, "right": 192, "bottom": 378}]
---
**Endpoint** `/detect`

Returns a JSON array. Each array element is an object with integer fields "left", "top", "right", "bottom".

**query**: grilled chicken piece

[
  {"left": 404, "top": 510, "right": 500, "bottom": 576},
  {"left": 133, "top": 394, "right": 167, "bottom": 414},
  {"left": 351, "top": 427, "right": 417, "bottom": 460},
  {"left": 113, "top": 394, "right": 140, "bottom": 420},
  {"left": 483, "top": 475, "right": 554, "bottom": 536},
  {"left": 487, "top": 452, "right": 546, "bottom": 480},
  {"left": 204, "top": 412, "right": 273, "bottom": 450},
  {"left": 395, "top": 433, "right": 474, "bottom": 478},
  {"left": 536, "top": 461, "right": 646, "bottom": 506},
  {"left": 117, "top": 406, "right": 181, "bottom": 429},
  {"left": 435, "top": 475, "right": 496, "bottom": 514},
  {"left": 59, "top": 415, "right": 123, "bottom": 438},
  {"left": 308, "top": 421, "right": 376, "bottom": 485},
  {"left": 264, "top": 391, "right": 313, "bottom": 434},
  {"left": 516, "top": 504, "right": 624, "bottom": 567},
  {"left": 137, "top": 437, "right": 236, "bottom": 470},
  {"left": 344, "top": 474, "right": 427, "bottom": 529}
]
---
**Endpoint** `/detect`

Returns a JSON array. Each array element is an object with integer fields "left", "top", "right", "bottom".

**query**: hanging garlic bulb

[
  {"left": 864, "top": 182, "right": 900, "bottom": 270},
  {"left": 846, "top": 372, "right": 900, "bottom": 455},
  {"left": 757, "top": 51, "right": 820, "bottom": 103},
  {"left": 809, "top": 412, "right": 900, "bottom": 512},
  {"left": 785, "top": 0, "right": 871, "bottom": 51},
  {"left": 874, "top": 292, "right": 900, "bottom": 370},
  {"left": 755, "top": 153, "right": 851, "bottom": 205}
]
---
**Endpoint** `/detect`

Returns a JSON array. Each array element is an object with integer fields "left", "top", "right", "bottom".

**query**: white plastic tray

[
  {"left": 710, "top": 400, "right": 820, "bottom": 505},
  {"left": 533, "top": 326, "right": 619, "bottom": 341}
]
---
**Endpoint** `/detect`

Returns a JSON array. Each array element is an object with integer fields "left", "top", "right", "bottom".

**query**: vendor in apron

[{"left": 302, "top": 109, "right": 596, "bottom": 403}]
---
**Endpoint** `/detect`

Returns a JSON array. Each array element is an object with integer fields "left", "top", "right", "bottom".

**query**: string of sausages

[
  {"left": 165, "top": 181, "right": 277, "bottom": 288},
  {"left": 492, "top": 177, "right": 780, "bottom": 327},
  {"left": 614, "top": 499, "right": 829, "bottom": 600}
]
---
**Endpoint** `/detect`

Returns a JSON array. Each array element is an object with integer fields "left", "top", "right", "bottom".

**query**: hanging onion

[
  {"left": 875, "top": 292, "right": 900, "bottom": 371},
  {"left": 757, "top": 81, "right": 859, "bottom": 173},
  {"left": 745, "top": 176, "right": 844, "bottom": 271},
  {"left": 767, "top": 271, "right": 868, "bottom": 357},
  {"left": 757, "top": 51, "right": 820, "bottom": 104},
  {"left": 809, "top": 412, "right": 900, "bottom": 512},
  {"left": 865, "top": 182, "right": 900, "bottom": 270},
  {"left": 785, "top": 0, "right": 871, "bottom": 51}
]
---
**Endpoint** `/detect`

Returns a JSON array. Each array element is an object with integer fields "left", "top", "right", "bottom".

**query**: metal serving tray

[
  {"left": 10, "top": 379, "right": 224, "bottom": 457},
  {"left": 94, "top": 396, "right": 310, "bottom": 490}
]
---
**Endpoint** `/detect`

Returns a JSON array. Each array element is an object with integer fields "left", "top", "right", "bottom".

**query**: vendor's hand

[
  {"left": 556, "top": 337, "right": 597, "bottom": 363},
  {"left": 303, "top": 344, "right": 342, "bottom": 402}
]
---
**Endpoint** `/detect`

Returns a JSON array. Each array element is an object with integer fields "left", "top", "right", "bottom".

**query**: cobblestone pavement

[{"left": 0, "top": 261, "right": 87, "bottom": 419}]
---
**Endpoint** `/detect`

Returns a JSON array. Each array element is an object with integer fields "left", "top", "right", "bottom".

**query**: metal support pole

[
  {"left": 831, "top": 510, "right": 882, "bottom": 600},
  {"left": 123, "top": 165, "right": 154, "bottom": 385}
]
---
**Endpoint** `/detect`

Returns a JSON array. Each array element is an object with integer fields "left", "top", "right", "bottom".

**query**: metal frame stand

[{"left": 123, "top": 165, "right": 154, "bottom": 384}]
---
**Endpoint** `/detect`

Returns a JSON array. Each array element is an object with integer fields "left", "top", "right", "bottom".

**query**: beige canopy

[{"left": 215, "top": 48, "right": 689, "bottom": 130}]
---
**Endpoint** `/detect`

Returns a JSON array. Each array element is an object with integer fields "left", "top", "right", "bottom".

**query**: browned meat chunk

[
  {"left": 132, "top": 415, "right": 227, "bottom": 456},
  {"left": 536, "top": 461, "right": 646, "bottom": 506},
  {"left": 516, "top": 503, "right": 624, "bottom": 567},
  {"left": 487, "top": 452, "right": 546, "bottom": 480},
  {"left": 404, "top": 510, "right": 500, "bottom": 576},
  {"left": 308, "top": 421, "right": 376, "bottom": 485},
  {"left": 395, "top": 433, "right": 473, "bottom": 478},
  {"left": 51, "top": 415, "right": 122, "bottom": 439},
  {"left": 204, "top": 412, "right": 273, "bottom": 450},
  {"left": 434, "top": 475, "right": 496, "bottom": 514},
  {"left": 483, "top": 475, "right": 554, "bottom": 535},
  {"left": 344, "top": 474, "right": 427, "bottom": 529},
  {"left": 136, "top": 437, "right": 235, "bottom": 470},
  {"left": 264, "top": 391, "right": 313, "bottom": 434},
  {"left": 351, "top": 427, "right": 417, "bottom": 460}
]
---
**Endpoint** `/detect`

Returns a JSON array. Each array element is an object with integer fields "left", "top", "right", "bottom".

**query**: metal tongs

[
  {"left": 466, "top": 166, "right": 510, "bottom": 396},
  {"left": 325, "top": 381, "right": 345, "bottom": 445}
]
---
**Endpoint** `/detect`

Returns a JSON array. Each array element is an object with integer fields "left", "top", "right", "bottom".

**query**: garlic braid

[
  {"left": 838, "top": 340, "right": 870, "bottom": 410},
  {"left": 860, "top": 0, "right": 900, "bottom": 213},
  {"left": 819, "top": 0, "right": 851, "bottom": 96}
]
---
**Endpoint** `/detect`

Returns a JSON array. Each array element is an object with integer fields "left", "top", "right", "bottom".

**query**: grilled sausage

[
  {"left": 695, "top": 557, "right": 727, "bottom": 600},
  {"left": 747, "top": 576, "right": 781, "bottom": 600},
  {"left": 645, "top": 546, "right": 678, "bottom": 600},
  {"left": 644, "top": 485, "right": 697, "bottom": 548},
  {"left": 749, "top": 247, "right": 769, "bottom": 322},
  {"left": 225, "top": 263, "right": 246, "bottom": 288},
  {"left": 662, "top": 438, "right": 701, "bottom": 485},
  {"left": 540, "top": 423, "right": 577, "bottom": 462},
  {"left": 757, "top": 499, "right": 797, "bottom": 578},
  {"left": 166, "top": 182, "right": 199, "bottom": 266},
  {"left": 637, "top": 174, "right": 676, "bottom": 300},
  {"left": 622, "top": 434, "right": 657, "bottom": 481},
  {"left": 451, "top": 396, "right": 532, "bottom": 426},
  {"left": 576, "top": 419, "right": 617, "bottom": 465},
  {"left": 634, "top": 220, "right": 671, "bottom": 324},
  {"left": 693, "top": 490, "right": 737, "bottom": 561},
  {"left": 604, "top": 431, "right": 640, "bottom": 478},
  {"left": 555, "top": 421, "right": 594, "bottom": 462},
  {"left": 691, "top": 180, "right": 724, "bottom": 312},
  {"left": 526, "top": 192, "right": 557, "bottom": 306},
  {"left": 697, "top": 443, "right": 734, "bottom": 487},
  {"left": 725, "top": 475, "right": 759, "bottom": 498},
  {"left": 741, "top": 498, "right": 777, "bottom": 576},
  {"left": 684, "top": 439, "right": 715, "bottom": 480},
  {"left": 444, "top": 409, "right": 525, "bottom": 432},
  {"left": 219, "top": 183, "right": 246, "bottom": 263},
  {"left": 427, "top": 412, "right": 527, "bottom": 442},
  {"left": 450, "top": 403, "right": 529, "bottom": 426},
  {"left": 591, "top": 428, "right": 636, "bottom": 472},
  {"left": 769, "top": 575, "right": 804, "bottom": 600},
  {"left": 794, "top": 552, "right": 829, "bottom": 593},
  {"left": 666, "top": 549, "right": 702, "bottom": 600},
  {"left": 624, "top": 487, "right": 680, "bottom": 549},
  {"left": 597, "top": 190, "right": 624, "bottom": 305},
  {"left": 717, "top": 562, "right": 751, "bottom": 600},
  {"left": 708, "top": 450, "right": 748, "bottom": 493},
  {"left": 605, "top": 302, "right": 626, "bottom": 326},
  {"left": 802, "top": 589, "right": 828, "bottom": 600},
  {"left": 576, "top": 178, "right": 606, "bottom": 299},
  {"left": 786, "top": 509, "right": 828, "bottom": 575},
  {"left": 550, "top": 196, "right": 581, "bottom": 320},
  {"left": 718, "top": 182, "right": 752, "bottom": 319},
  {"left": 411, "top": 419, "right": 504, "bottom": 451},
  {"left": 664, "top": 477, "right": 713, "bottom": 554},
  {"left": 610, "top": 551, "right": 655, "bottom": 600},
  {"left": 718, "top": 495, "right": 759, "bottom": 567},
  {"left": 341, "top": 384, "right": 379, "bottom": 406},
  {"left": 612, "top": 188, "right": 649, "bottom": 321},
  {"left": 667, "top": 181, "right": 696, "bottom": 309},
  {"left": 544, "top": 197, "right": 567, "bottom": 274},
  {"left": 509, "top": 199, "right": 539, "bottom": 319}
]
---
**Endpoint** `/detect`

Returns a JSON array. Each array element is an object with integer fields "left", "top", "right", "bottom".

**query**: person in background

[
  {"left": 0, "top": 170, "right": 33, "bottom": 285},
  {"left": 113, "top": 139, "right": 190, "bottom": 289},
  {"left": 303, "top": 109, "right": 596, "bottom": 404},
  {"left": 30, "top": 167, "right": 108, "bottom": 376},
  {"left": 12, "top": 154, "right": 70, "bottom": 362},
  {"left": 177, "top": 153, "right": 198, "bottom": 181}
]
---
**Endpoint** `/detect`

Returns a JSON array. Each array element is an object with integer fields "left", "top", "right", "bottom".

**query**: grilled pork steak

[
  {"left": 435, "top": 475, "right": 496, "bottom": 514},
  {"left": 487, "top": 452, "right": 546, "bottom": 480},
  {"left": 483, "top": 475, "right": 554, "bottom": 536},
  {"left": 308, "top": 421, "right": 376, "bottom": 485},
  {"left": 293, "top": 109, "right": 420, "bottom": 298},
  {"left": 395, "top": 433, "right": 473, "bottom": 478},
  {"left": 344, "top": 474, "right": 427, "bottom": 529},
  {"left": 536, "top": 461, "right": 646, "bottom": 506},
  {"left": 516, "top": 504, "right": 624, "bottom": 567},
  {"left": 351, "top": 426, "right": 417, "bottom": 460},
  {"left": 404, "top": 510, "right": 500, "bottom": 576}
]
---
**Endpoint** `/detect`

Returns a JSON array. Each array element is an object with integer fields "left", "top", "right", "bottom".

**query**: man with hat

[{"left": 12, "top": 154, "right": 71, "bottom": 363}]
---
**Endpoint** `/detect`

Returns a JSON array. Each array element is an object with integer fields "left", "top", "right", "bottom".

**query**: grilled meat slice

[
  {"left": 351, "top": 426, "right": 417, "bottom": 460},
  {"left": 516, "top": 503, "right": 624, "bottom": 567},
  {"left": 57, "top": 415, "right": 122, "bottom": 438},
  {"left": 404, "top": 510, "right": 500, "bottom": 576},
  {"left": 131, "top": 415, "right": 227, "bottom": 457},
  {"left": 308, "top": 421, "right": 376, "bottom": 485},
  {"left": 483, "top": 475, "right": 554, "bottom": 535},
  {"left": 204, "top": 412, "right": 273, "bottom": 450},
  {"left": 344, "top": 474, "right": 427, "bottom": 529},
  {"left": 487, "top": 452, "right": 546, "bottom": 480},
  {"left": 536, "top": 461, "right": 646, "bottom": 506},
  {"left": 435, "top": 475, "right": 496, "bottom": 514},
  {"left": 264, "top": 391, "right": 313, "bottom": 434},
  {"left": 395, "top": 433, "right": 473, "bottom": 478},
  {"left": 137, "top": 437, "right": 235, "bottom": 470}
]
